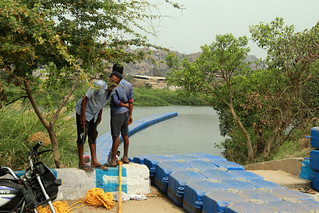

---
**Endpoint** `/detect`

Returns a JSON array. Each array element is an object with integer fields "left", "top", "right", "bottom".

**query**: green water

[{"left": 97, "top": 106, "right": 225, "bottom": 157}]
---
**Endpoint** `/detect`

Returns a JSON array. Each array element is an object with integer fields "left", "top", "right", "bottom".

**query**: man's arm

[
  {"left": 128, "top": 102, "right": 133, "bottom": 125},
  {"left": 97, "top": 109, "right": 102, "bottom": 124},
  {"left": 120, "top": 102, "right": 129, "bottom": 108},
  {"left": 80, "top": 96, "right": 88, "bottom": 127},
  {"left": 111, "top": 89, "right": 122, "bottom": 105},
  {"left": 112, "top": 88, "right": 129, "bottom": 108},
  {"left": 128, "top": 84, "right": 133, "bottom": 125}
]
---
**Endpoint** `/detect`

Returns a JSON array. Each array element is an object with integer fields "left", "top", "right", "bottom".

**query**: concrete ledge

[
  {"left": 245, "top": 158, "right": 312, "bottom": 189},
  {"left": 249, "top": 170, "right": 312, "bottom": 189},
  {"left": 56, "top": 163, "right": 150, "bottom": 201},
  {"left": 244, "top": 158, "right": 304, "bottom": 176}
]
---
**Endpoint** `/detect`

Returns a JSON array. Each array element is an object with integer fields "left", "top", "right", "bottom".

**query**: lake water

[{"left": 97, "top": 106, "right": 225, "bottom": 158}]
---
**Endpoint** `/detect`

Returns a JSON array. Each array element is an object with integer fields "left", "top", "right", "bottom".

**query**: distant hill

[{"left": 124, "top": 49, "right": 262, "bottom": 77}]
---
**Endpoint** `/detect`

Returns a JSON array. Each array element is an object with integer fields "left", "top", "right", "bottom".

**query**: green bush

[{"left": 0, "top": 104, "right": 78, "bottom": 170}]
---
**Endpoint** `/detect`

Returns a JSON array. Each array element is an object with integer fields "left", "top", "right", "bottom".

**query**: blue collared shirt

[
  {"left": 75, "top": 80, "right": 111, "bottom": 122},
  {"left": 110, "top": 79, "right": 133, "bottom": 115}
]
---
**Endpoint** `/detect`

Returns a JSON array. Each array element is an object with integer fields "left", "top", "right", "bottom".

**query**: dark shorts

[
  {"left": 111, "top": 111, "right": 129, "bottom": 137},
  {"left": 76, "top": 113, "right": 98, "bottom": 144}
]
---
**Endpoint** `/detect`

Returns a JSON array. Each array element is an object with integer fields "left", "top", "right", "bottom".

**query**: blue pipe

[{"left": 93, "top": 112, "right": 178, "bottom": 164}]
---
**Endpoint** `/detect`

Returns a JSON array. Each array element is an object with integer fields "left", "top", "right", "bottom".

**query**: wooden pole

[{"left": 118, "top": 161, "right": 123, "bottom": 213}]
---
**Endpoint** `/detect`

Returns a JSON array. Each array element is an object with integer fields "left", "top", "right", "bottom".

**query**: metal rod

[{"left": 36, "top": 175, "right": 56, "bottom": 213}]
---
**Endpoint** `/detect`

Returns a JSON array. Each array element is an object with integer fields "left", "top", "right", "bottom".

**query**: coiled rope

[
  {"left": 36, "top": 188, "right": 116, "bottom": 213},
  {"left": 37, "top": 201, "right": 71, "bottom": 213}
]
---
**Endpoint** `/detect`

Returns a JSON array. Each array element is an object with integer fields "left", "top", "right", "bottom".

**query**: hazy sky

[{"left": 148, "top": 0, "right": 319, "bottom": 58}]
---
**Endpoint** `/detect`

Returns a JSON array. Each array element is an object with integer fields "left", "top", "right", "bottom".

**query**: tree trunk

[
  {"left": 24, "top": 80, "right": 63, "bottom": 167},
  {"left": 47, "top": 124, "right": 63, "bottom": 168},
  {"left": 228, "top": 104, "right": 254, "bottom": 162},
  {"left": 262, "top": 134, "right": 277, "bottom": 158},
  {"left": 24, "top": 77, "right": 80, "bottom": 168}
]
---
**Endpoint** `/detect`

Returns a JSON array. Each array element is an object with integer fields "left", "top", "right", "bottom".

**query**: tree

[
  {"left": 166, "top": 34, "right": 255, "bottom": 161},
  {"left": 0, "top": 0, "right": 180, "bottom": 167},
  {"left": 249, "top": 18, "right": 319, "bottom": 158},
  {"left": 0, "top": 0, "right": 82, "bottom": 168},
  {"left": 166, "top": 19, "right": 319, "bottom": 164}
]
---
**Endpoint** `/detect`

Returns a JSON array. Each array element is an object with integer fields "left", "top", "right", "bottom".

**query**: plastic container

[
  {"left": 187, "top": 153, "right": 227, "bottom": 162},
  {"left": 185, "top": 160, "right": 218, "bottom": 172},
  {"left": 310, "top": 150, "right": 319, "bottom": 172},
  {"left": 202, "top": 190, "right": 247, "bottom": 213},
  {"left": 267, "top": 200, "right": 314, "bottom": 212},
  {"left": 225, "top": 200, "right": 280, "bottom": 213},
  {"left": 167, "top": 170, "right": 207, "bottom": 206},
  {"left": 300, "top": 200, "right": 319, "bottom": 211},
  {"left": 211, "top": 160, "right": 244, "bottom": 171},
  {"left": 174, "top": 154, "right": 201, "bottom": 161},
  {"left": 183, "top": 180, "right": 226, "bottom": 213},
  {"left": 218, "top": 179, "right": 256, "bottom": 191},
  {"left": 269, "top": 188, "right": 314, "bottom": 201},
  {"left": 154, "top": 161, "right": 190, "bottom": 193},
  {"left": 228, "top": 170, "right": 264, "bottom": 181},
  {"left": 143, "top": 155, "right": 178, "bottom": 181},
  {"left": 247, "top": 179, "right": 285, "bottom": 190},
  {"left": 132, "top": 155, "right": 152, "bottom": 164},
  {"left": 310, "top": 127, "right": 319, "bottom": 148},
  {"left": 312, "top": 171, "right": 319, "bottom": 191},
  {"left": 200, "top": 169, "right": 235, "bottom": 181},
  {"left": 300, "top": 157, "right": 314, "bottom": 180},
  {"left": 240, "top": 190, "right": 281, "bottom": 202}
]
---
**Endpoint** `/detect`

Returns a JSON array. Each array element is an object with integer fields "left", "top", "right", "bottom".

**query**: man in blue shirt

[
  {"left": 75, "top": 72, "right": 122, "bottom": 171},
  {"left": 105, "top": 64, "right": 133, "bottom": 167}
]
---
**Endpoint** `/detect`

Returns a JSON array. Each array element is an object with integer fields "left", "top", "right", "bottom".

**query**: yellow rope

[
  {"left": 36, "top": 201, "right": 71, "bottom": 213},
  {"left": 36, "top": 188, "right": 116, "bottom": 212},
  {"left": 84, "top": 188, "right": 116, "bottom": 210},
  {"left": 68, "top": 198, "right": 86, "bottom": 211}
]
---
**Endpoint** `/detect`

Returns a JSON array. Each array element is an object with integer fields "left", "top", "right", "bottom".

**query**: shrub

[{"left": 0, "top": 104, "right": 78, "bottom": 170}]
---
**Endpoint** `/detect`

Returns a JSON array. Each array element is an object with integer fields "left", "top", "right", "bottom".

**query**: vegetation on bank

[{"left": 0, "top": 105, "right": 78, "bottom": 170}]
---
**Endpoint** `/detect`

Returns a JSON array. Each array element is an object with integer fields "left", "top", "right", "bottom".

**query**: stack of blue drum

[
  {"left": 309, "top": 127, "right": 319, "bottom": 191},
  {"left": 132, "top": 153, "right": 319, "bottom": 213}
]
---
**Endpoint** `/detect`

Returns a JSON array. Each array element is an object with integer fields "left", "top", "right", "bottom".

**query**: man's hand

[
  {"left": 120, "top": 102, "right": 129, "bottom": 108},
  {"left": 80, "top": 116, "right": 86, "bottom": 128},
  {"left": 128, "top": 115, "right": 133, "bottom": 125}
]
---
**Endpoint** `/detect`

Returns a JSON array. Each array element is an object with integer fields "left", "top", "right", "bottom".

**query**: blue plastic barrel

[
  {"left": 311, "top": 127, "right": 319, "bottom": 148},
  {"left": 310, "top": 150, "right": 319, "bottom": 172},
  {"left": 300, "top": 157, "right": 314, "bottom": 180},
  {"left": 313, "top": 171, "right": 319, "bottom": 191}
]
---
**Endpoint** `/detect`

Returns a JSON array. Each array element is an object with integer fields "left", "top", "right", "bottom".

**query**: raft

[{"left": 133, "top": 153, "right": 319, "bottom": 213}]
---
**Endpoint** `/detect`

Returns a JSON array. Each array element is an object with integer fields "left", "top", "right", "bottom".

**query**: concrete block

[
  {"left": 56, "top": 168, "right": 95, "bottom": 200},
  {"left": 125, "top": 163, "right": 150, "bottom": 195},
  {"left": 54, "top": 164, "right": 150, "bottom": 200},
  {"left": 96, "top": 167, "right": 128, "bottom": 193}
]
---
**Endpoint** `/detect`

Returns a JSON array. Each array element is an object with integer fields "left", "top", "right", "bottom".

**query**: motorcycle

[{"left": 0, "top": 141, "right": 62, "bottom": 213}]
